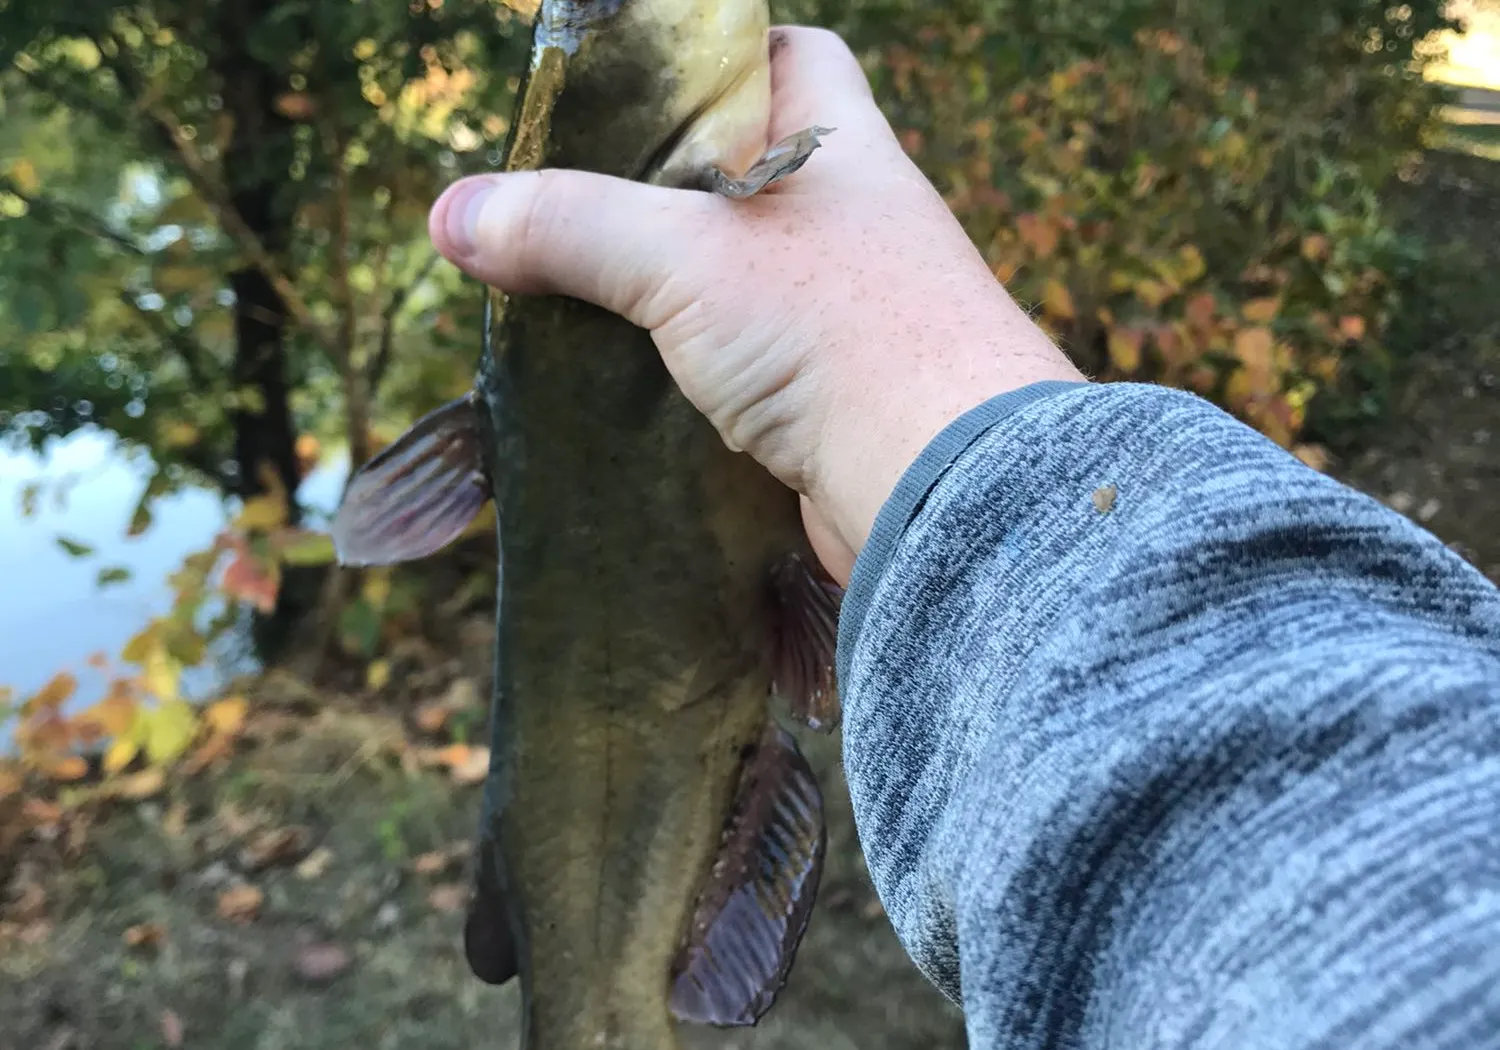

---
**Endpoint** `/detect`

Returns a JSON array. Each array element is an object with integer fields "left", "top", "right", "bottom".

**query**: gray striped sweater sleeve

[{"left": 835, "top": 381, "right": 1500, "bottom": 1050}]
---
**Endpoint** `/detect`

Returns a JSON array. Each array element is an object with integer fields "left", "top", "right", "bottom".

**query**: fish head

[{"left": 523, "top": 0, "right": 773, "bottom": 186}]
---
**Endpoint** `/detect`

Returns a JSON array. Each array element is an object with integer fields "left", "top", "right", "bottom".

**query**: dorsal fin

[
  {"left": 330, "top": 393, "right": 489, "bottom": 566},
  {"left": 670, "top": 724, "right": 825, "bottom": 1027}
]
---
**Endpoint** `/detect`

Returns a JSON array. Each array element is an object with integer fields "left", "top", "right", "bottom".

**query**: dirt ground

[
  {"left": 0, "top": 694, "right": 964, "bottom": 1050},
  {"left": 2, "top": 149, "right": 1496, "bottom": 1050}
]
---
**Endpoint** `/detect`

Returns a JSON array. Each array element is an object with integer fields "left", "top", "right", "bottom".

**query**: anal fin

[
  {"left": 770, "top": 553, "right": 844, "bottom": 733},
  {"left": 330, "top": 393, "right": 490, "bottom": 566},
  {"left": 670, "top": 724, "right": 826, "bottom": 1027},
  {"left": 709, "top": 126, "right": 835, "bottom": 200}
]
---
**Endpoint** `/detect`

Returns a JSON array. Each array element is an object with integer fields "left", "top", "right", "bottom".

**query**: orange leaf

[
  {"left": 436, "top": 744, "right": 490, "bottom": 786},
  {"left": 124, "top": 923, "right": 167, "bottom": 950},
  {"left": 1242, "top": 297, "right": 1281, "bottom": 324},
  {"left": 1293, "top": 444, "right": 1332, "bottom": 471},
  {"left": 221, "top": 551, "right": 280, "bottom": 613},
  {"left": 1301, "top": 234, "right": 1330, "bottom": 262},
  {"left": 1016, "top": 213, "right": 1059, "bottom": 259},
  {"left": 1233, "top": 326, "right": 1275, "bottom": 373},
  {"left": 1042, "top": 279, "right": 1076, "bottom": 321},
  {"left": 91, "top": 684, "right": 139, "bottom": 736},
  {"left": 216, "top": 884, "right": 264, "bottom": 924},
  {"left": 1338, "top": 315, "right": 1367, "bottom": 341},
  {"left": 45, "top": 755, "right": 88, "bottom": 782},
  {"left": 0, "top": 765, "right": 21, "bottom": 801},
  {"left": 86, "top": 651, "right": 110, "bottom": 671},
  {"left": 27, "top": 672, "right": 77, "bottom": 713},
  {"left": 205, "top": 696, "right": 248, "bottom": 737},
  {"left": 1184, "top": 293, "right": 1216, "bottom": 332}
]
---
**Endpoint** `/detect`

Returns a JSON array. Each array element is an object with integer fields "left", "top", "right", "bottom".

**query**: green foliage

[
  {"left": 0, "top": 1, "right": 526, "bottom": 508},
  {"left": 779, "top": 0, "right": 1455, "bottom": 448}
]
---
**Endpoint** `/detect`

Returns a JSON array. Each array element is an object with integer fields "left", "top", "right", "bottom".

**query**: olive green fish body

[{"left": 482, "top": 294, "right": 800, "bottom": 1046}]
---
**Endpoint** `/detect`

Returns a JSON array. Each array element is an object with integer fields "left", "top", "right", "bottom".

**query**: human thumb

[{"left": 428, "top": 169, "right": 714, "bottom": 329}]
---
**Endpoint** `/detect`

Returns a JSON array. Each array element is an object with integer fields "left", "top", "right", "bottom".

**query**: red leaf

[{"left": 221, "top": 550, "right": 280, "bottom": 613}]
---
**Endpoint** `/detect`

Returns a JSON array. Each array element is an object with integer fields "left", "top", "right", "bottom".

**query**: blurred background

[{"left": 0, "top": 0, "right": 1496, "bottom": 1046}]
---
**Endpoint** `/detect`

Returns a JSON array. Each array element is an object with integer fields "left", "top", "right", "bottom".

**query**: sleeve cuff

[{"left": 835, "top": 379, "right": 1088, "bottom": 689}]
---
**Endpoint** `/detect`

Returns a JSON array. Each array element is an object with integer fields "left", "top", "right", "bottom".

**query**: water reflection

[{"left": 0, "top": 427, "right": 347, "bottom": 743}]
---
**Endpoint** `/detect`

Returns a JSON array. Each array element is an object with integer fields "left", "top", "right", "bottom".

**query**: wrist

[{"left": 812, "top": 324, "right": 1083, "bottom": 560}]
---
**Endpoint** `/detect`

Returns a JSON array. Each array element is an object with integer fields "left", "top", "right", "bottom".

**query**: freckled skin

[{"left": 471, "top": 3, "right": 813, "bottom": 1047}]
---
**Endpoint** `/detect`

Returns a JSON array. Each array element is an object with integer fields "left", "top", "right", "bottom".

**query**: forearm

[{"left": 838, "top": 382, "right": 1500, "bottom": 1048}]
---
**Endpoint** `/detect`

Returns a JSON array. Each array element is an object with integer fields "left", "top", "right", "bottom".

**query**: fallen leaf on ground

[
  {"left": 8, "top": 881, "right": 47, "bottom": 923},
  {"left": 123, "top": 922, "right": 167, "bottom": 951},
  {"left": 295, "top": 847, "right": 334, "bottom": 880},
  {"left": 434, "top": 744, "right": 490, "bottom": 785},
  {"left": 181, "top": 732, "right": 235, "bottom": 776},
  {"left": 239, "top": 826, "right": 312, "bottom": 872},
  {"left": 411, "top": 842, "right": 468, "bottom": 877},
  {"left": 427, "top": 883, "right": 467, "bottom": 913},
  {"left": 163, "top": 802, "right": 189, "bottom": 838},
  {"left": 294, "top": 941, "right": 352, "bottom": 984},
  {"left": 414, "top": 702, "right": 450, "bottom": 734},
  {"left": 217, "top": 884, "right": 264, "bottom": 924},
  {"left": 160, "top": 1009, "right": 184, "bottom": 1048}
]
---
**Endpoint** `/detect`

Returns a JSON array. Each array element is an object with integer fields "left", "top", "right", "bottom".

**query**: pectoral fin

[
  {"left": 330, "top": 393, "right": 489, "bottom": 566},
  {"left": 770, "top": 553, "right": 843, "bottom": 733},
  {"left": 710, "top": 126, "right": 835, "bottom": 200},
  {"left": 670, "top": 724, "right": 825, "bottom": 1028}
]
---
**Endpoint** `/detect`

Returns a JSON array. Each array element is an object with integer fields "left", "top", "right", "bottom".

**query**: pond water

[{"left": 0, "top": 428, "right": 347, "bottom": 746}]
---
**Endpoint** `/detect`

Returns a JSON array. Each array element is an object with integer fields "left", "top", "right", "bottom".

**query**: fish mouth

[{"left": 637, "top": 50, "right": 764, "bottom": 188}]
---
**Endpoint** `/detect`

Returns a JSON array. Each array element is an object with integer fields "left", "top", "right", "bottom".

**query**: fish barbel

[{"left": 330, "top": 2, "right": 842, "bottom": 1047}]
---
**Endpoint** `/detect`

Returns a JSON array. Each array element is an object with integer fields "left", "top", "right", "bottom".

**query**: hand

[{"left": 428, "top": 26, "right": 1083, "bottom": 584}]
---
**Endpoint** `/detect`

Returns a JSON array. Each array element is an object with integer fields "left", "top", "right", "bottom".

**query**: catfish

[{"left": 330, "top": 1, "right": 842, "bottom": 1047}]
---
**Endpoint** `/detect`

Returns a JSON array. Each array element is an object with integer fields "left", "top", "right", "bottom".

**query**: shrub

[{"left": 781, "top": 0, "right": 1454, "bottom": 451}]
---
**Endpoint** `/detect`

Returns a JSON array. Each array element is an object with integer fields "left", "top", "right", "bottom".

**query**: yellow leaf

[
  {"left": 122, "top": 624, "right": 159, "bottom": 664},
  {"left": 1107, "top": 328, "right": 1143, "bottom": 372},
  {"left": 1242, "top": 297, "right": 1281, "bottom": 324},
  {"left": 205, "top": 696, "right": 247, "bottom": 736},
  {"left": 8, "top": 158, "right": 39, "bottom": 195},
  {"left": 362, "top": 570, "right": 391, "bottom": 608},
  {"left": 103, "top": 737, "right": 140, "bottom": 774},
  {"left": 143, "top": 648, "right": 181, "bottom": 703},
  {"left": 114, "top": 767, "right": 166, "bottom": 800},
  {"left": 1134, "top": 279, "right": 1171, "bottom": 309},
  {"left": 0, "top": 765, "right": 21, "bottom": 800},
  {"left": 1301, "top": 234, "right": 1330, "bottom": 262},
  {"left": 366, "top": 660, "right": 391, "bottom": 690},
  {"left": 234, "top": 494, "right": 287, "bottom": 532},
  {"left": 143, "top": 701, "right": 198, "bottom": 765},
  {"left": 160, "top": 421, "right": 199, "bottom": 449},
  {"left": 1177, "top": 245, "right": 1206, "bottom": 283},
  {"left": 1042, "top": 279, "right": 1076, "bottom": 321}
]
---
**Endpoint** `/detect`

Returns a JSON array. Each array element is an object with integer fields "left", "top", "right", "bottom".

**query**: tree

[{"left": 0, "top": 0, "right": 528, "bottom": 527}]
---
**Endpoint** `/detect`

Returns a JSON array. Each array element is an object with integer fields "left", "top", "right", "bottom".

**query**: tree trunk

[{"left": 216, "top": 0, "right": 303, "bottom": 525}]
